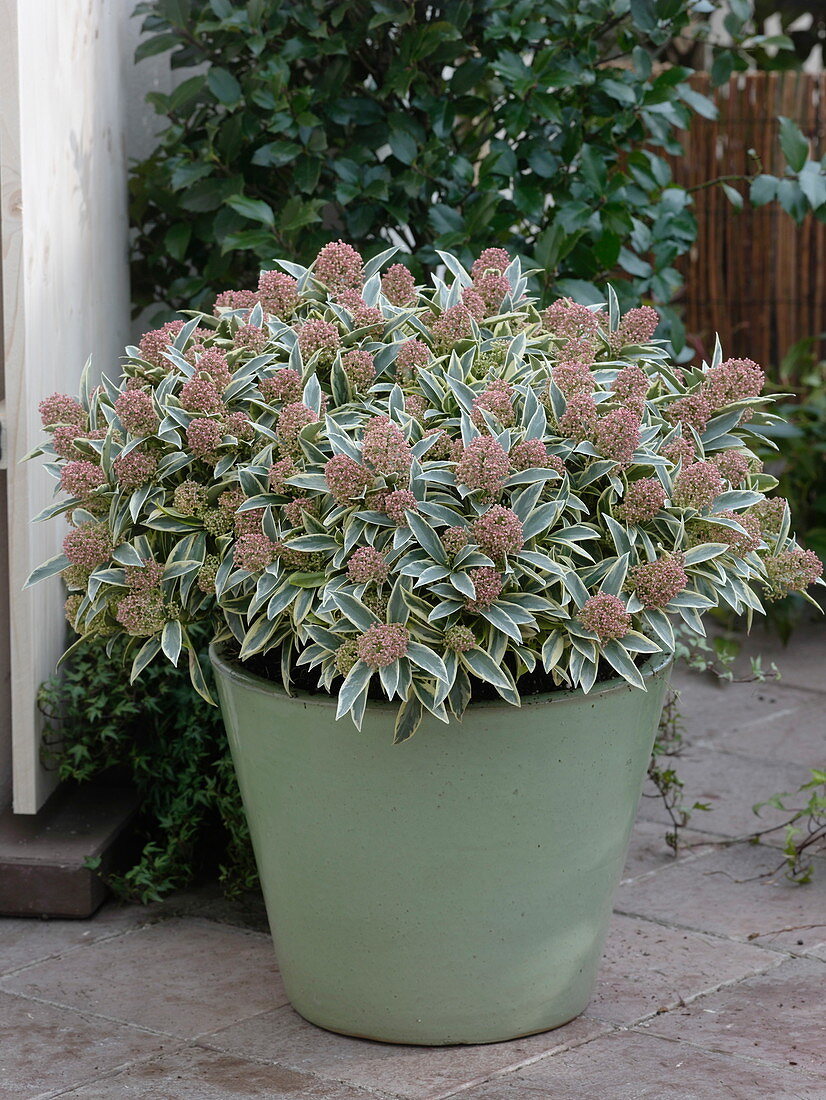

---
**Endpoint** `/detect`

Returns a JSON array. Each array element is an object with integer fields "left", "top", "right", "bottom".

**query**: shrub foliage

[
  {"left": 30, "top": 244, "right": 822, "bottom": 742},
  {"left": 130, "top": 0, "right": 825, "bottom": 348}
]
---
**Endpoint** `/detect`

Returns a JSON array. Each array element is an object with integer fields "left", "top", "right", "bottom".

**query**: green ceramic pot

[{"left": 210, "top": 645, "right": 671, "bottom": 1045}]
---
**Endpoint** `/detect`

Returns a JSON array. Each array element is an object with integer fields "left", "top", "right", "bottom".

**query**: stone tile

[
  {"left": 637, "top": 747, "right": 811, "bottom": 838},
  {"left": 803, "top": 941, "right": 826, "bottom": 962},
  {"left": 0, "top": 901, "right": 157, "bottom": 977},
  {"left": 54, "top": 1043, "right": 385, "bottom": 1099},
  {"left": 646, "top": 956, "right": 826, "bottom": 1076},
  {"left": 198, "top": 1004, "right": 607, "bottom": 1100},
  {"left": 0, "top": 919, "right": 286, "bottom": 1039},
  {"left": 620, "top": 820, "right": 721, "bottom": 884},
  {"left": 455, "top": 1031, "right": 826, "bottom": 1099},
  {"left": 615, "top": 840, "right": 826, "bottom": 951},
  {"left": 708, "top": 697, "right": 826, "bottom": 767},
  {"left": 671, "top": 671, "right": 818, "bottom": 749},
  {"left": 0, "top": 989, "right": 167, "bottom": 1097},
  {"left": 734, "top": 618, "right": 826, "bottom": 694},
  {"left": 589, "top": 914, "right": 779, "bottom": 1025}
]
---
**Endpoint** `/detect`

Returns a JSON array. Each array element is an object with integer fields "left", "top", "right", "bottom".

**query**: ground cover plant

[{"left": 29, "top": 244, "right": 823, "bottom": 746}]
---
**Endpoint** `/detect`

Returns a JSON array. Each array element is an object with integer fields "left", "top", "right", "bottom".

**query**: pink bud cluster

[
  {"left": 257, "top": 270, "right": 299, "bottom": 318},
  {"left": 442, "top": 526, "right": 470, "bottom": 556},
  {"left": 577, "top": 593, "right": 632, "bottom": 641},
  {"left": 541, "top": 299, "right": 601, "bottom": 341},
  {"left": 173, "top": 480, "right": 208, "bottom": 515},
  {"left": 232, "top": 325, "right": 267, "bottom": 354},
  {"left": 234, "top": 532, "right": 277, "bottom": 572},
  {"left": 593, "top": 407, "right": 641, "bottom": 467},
  {"left": 296, "top": 319, "right": 340, "bottom": 364},
  {"left": 712, "top": 449, "right": 750, "bottom": 486},
  {"left": 313, "top": 240, "right": 363, "bottom": 293},
  {"left": 60, "top": 461, "right": 107, "bottom": 499},
  {"left": 461, "top": 288, "right": 486, "bottom": 320},
  {"left": 611, "top": 365, "right": 649, "bottom": 413},
  {"left": 63, "top": 523, "right": 111, "bottom": 570},
  {"left": 551, "top": 362, "right": 592, "bottom": 397},
  {"left": 361, "top": 417, "right": 412, "bottom": 478},
  {"left": 39, "top": 393, "right": 86, "bottom": 429},
  {"left": 115, "top": 389, "right": 158, "bottom": 436},
  {"left": 187, "top": 418, "right": 224, "bottom": 462},
  {"left": 559, "top": 393, "right": 597, "bottom": 441},
  {"left": 464, "top": 566, "right": 503, "bottom": 611},
  {"left": 383, "top": 488, "right": 417, "bottom": 525},
  {"left": 672, "top": 462, "right": 724, "bottom": 510},
  {"left": 444, "top": 625, "right": 477, "bottom": 652},
  {"left": 116, "top": 589, "right": 167, "bottom": 636},
  {"left": 138, "top": 320, "right": 184, "bottom": 368},
  {"left": 52, "top": 426, "right": 107, "bottom": 462},
  {"left": 629, "top": 554, "right": 688, "bottom": 609},
  {"left": 510, "top": 438, "right": 549, "bottom": 471},
  {"left": 706, "top": 358, "right": 765, "bottom": 407},
  {"left": 381, "top": 264, "right": 416, "bottom": 306},
  {"left": 214, "top": 289, "right": 258, "bottom": 314},
  {"left": 347, "top": 546, "right": 389, "bottom": 585},
  {"left": 763, "top": 547, "right": 823, "bottom": 600},
  {"left": 357, "top": 623, "right": 410, "bottom": 668},
  {"left": 337, "top": 289, "right": 383, "bottom": 333},
  {"left": 472, "top": 270, "right": 510, "bottom": 313},
  {"left": 665, "top": 391, "right": 712, "bottom": 434},
  {"left": 471, "top": 249, "right": 510, "bottom": 279},
  {"left": 324, "top": 454, "right": 373, "bottom": 504},
  {"left": 471, "top": 505, "right": 525, "bottom": 559},
  {"left": 693, "top": 511, "right": 762, "bottom": 557},
  {"left": 431, "top": 304, "right": 474, "bottom": 350},
  {"left": 114, "top": 448, "right": 158, "bottom": 490},
  {"left": 268, "top": 456, "right": 296, "bottom": 494},
  {"left": 342, "top": 349, "right": 376, "bottom": 391},
  {"left": 180, "top": 375, "right": 223, "bottom": 414},
  {"left": 396, "top": 339, "right": 429, "bottom": 380},
  {"left": 616, "top": 306, "right": 659, "bottom": 347},
  {"left": 260, "top": 368, "right": 302, "bottom": 405},
  {"left": 124, "top": 558, "right": 164, "bottom": 592},
  {"left": 751, "top": 496, "right": 787, "bottom": 535},
  {"left": 455, "top": 436, "right": 510, "bottom": 496},
  {"left": 284, "top": 497, "right": 317, "bottom": 527},
  {"left": 660, "top": 435, "right": 695, "bottom": 466},
  {"left": 190, "top": 348, "right": 232, "bottom": 390},
  {"left": 616, "top": 478, "right": 666, "bottom": 525},
  {"left": 472, "top": 380, "right": 515, "bottom": 427},
  {"left": 278, "top": 402, "right": 318, "bottom": 453}
]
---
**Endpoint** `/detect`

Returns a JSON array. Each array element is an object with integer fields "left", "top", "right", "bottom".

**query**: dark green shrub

[
  {"left": 130, "top": 0, "right": 823, "bottom": 350},
  {"left": 39, "top": 631, "right": 257, "bottom": 902}
]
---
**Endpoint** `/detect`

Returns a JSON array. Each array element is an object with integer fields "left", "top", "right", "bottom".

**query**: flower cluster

[{"left": 28, "top": 243, "right": 822, "bottom": 738}]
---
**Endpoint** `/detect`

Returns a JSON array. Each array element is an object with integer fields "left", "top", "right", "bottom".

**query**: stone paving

[{"left": 1, "top": 619, "right": 824, "bottom": 1099}]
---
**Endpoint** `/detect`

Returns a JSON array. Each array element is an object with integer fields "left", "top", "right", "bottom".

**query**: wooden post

[{"left": 0, "top": 0, "right": 131, "bottom": 812}]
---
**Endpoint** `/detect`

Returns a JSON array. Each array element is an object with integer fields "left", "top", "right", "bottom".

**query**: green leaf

[
  {"left": 164, "top": 223, "right": 191, "bottom": 262},
  {"left": 778, "top": 116, "right": 809, "bottom": 173},
  {"left": 393, "top": 694, "right": 423, "bottom": 744},
  {"left": 721, "top": 183, "right": 743, "bottom": 211},
  {"left": 226, "top": 194, "right": 275, "bottom": 227},
  {"left": 407, "top": 642, "right": 448, "bottom": 683},
  {"left": 798, "top": 161, "right": 826, "bottom": 211},
  {"left": 25, "top": 553, "right": 70, "bottom": 588},
  {"left": 161, "top": 620, "right": 183, "bottom": 666},
  {"left": 749, "top": 174, "right": 778, "bottom": 207},
  {"left": 207, "top": 67, "right": 242, "bottom": 106}
]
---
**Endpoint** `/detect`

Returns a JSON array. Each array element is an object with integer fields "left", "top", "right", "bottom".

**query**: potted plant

[{"left": 29, "top": 244, "right": 822, "bottom": 1044}]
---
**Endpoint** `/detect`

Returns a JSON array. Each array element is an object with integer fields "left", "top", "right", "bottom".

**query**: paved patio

[{"left": 1, "top": 620, "right": 824, "bottom": 1099}]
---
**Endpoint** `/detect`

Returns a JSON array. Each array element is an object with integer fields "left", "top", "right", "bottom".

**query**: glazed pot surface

[{"left": 211, "top": 646, "right": 671, "bottom": 1045}]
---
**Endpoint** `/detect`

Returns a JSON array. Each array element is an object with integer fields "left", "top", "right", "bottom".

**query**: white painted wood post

[{"left": 0, "top": 0, "right": 131, "bottom": 812}]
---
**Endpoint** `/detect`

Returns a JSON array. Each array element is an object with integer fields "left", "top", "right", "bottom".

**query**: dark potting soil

[{"left": 231, "top": 644, "right": 644, "bottom": 704}]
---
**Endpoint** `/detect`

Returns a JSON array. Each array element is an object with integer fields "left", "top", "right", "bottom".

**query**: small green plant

[
  {"left": 38, "top": 631, "right": 257, "bottom": 902},
  {"left": 753, "top": 770, "right": 826, "bottom": 883},
  {"left": 27, "top": 243, "right": 823, "bottom": 744}
]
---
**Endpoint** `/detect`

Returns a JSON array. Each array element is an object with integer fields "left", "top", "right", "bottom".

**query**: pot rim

[{"left": 209, "top": 643, "right": 673, "bottom": 713}]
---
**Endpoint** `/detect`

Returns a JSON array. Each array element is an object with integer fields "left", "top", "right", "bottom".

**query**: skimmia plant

[{"left": 29, "top": 244, "right": 823, "bottom": 741}]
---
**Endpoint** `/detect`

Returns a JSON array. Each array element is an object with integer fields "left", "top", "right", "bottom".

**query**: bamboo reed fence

[{"left": 668, "top": 71, "right": 825, "bottom": 372}]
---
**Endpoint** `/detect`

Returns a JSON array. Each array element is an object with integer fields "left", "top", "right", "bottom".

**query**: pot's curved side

[{"left": 211, "top": 647, "right": 671, "bottom": 1045}]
